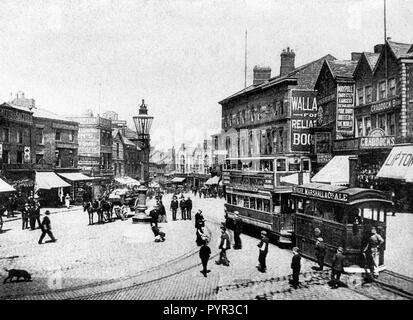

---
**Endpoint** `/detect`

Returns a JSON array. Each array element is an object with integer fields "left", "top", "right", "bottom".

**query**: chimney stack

[
  {"left": 280, "top": 47, "right": 295, "bottom": 76},
  {"left": 374, "top": 44, "right": 384, "bottom": 54},
  {"left": 351, "top": 52, "right": 362, "bottom": 61},
  {"left": 253, "top": 66, "right": 271, "bottom": 85}
]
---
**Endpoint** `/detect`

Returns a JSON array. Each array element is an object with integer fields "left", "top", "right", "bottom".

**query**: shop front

[
  {"left": 35, "top": 171, "right": 71, "bottom": 207},
  {"left": 57, "top": 172, "right": 93, "bottom": 204}
]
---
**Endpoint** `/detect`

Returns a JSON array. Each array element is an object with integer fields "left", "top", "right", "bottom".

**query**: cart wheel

[{"left": 0, "top": 216, "right": 3, "bottom": 232}]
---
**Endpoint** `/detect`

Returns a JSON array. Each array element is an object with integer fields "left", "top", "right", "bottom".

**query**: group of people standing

[{"left": 170, "top": 195, "right": 192, "bottom": 221}]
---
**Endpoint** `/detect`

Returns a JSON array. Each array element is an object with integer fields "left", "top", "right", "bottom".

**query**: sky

[{"left": 0, "top": 0, "right": 412, "bottom": 151}]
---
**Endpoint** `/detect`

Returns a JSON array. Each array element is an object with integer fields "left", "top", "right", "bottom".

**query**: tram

[
  {"left": 223, "top": 155, "right": 311, "bottom": 244},
  {"left": 291, "top": 183, "right": 391, "bottom": 268}
]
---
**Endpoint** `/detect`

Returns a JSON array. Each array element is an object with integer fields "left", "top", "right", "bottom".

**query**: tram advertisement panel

[
  {"left": 336, "top": 84, "right": 355, "bottom": 139},
  {"left": 290, "top": 90, "right": 318, "bottom": 152}
]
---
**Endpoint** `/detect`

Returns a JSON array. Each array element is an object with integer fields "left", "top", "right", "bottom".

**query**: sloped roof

[
  {"left": 219, "top": 54, "right": 336, "bottom": 104},
  {"left": 388, "top": 40, "right": 413, "bottom": 59},
  {"left": 124, "top": 127, "right": 139, "bottom": 140},
  {"left": 327, "top": 60, "right": 358, "bottom": 79},
  {"left": 364, "top": 52, "right": 380, "bottom": 70},
  {"left": 1, "top": 102, "right": 32, "bottom": 114}
]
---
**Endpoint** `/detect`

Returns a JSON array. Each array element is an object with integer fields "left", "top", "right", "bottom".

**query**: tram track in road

[
  {"left": 6, "top": 213, "right": 224, "bottom": 300},
  {"left": 372, "top": 270, "right": 413, "bottom": 299}
]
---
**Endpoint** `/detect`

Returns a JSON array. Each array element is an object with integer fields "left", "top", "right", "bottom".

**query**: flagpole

[{"left": 244, "top": 30, "right": 247, "bottom": 88}]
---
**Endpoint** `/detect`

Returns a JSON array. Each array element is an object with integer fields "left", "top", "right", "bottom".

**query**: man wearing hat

[
  {"left": 331, "top": 247, "right": 345, "bottom": 289},
  {"left": 215, "top": 225, "right": 231, "bottom": 266},
  {"left": 290, "top": 247, "right": 301, "bottom": 289},
  {"left": 363, "top": 227, "right": 384, "bottom": 278},
  {"left": 22, "top": 202, "right": 30, "bottom": 230},
  {"left": 38, "top": 210, "right": 57, "bottom": 244},
  {"left": 233, "top": 211, "right": 243, "bottom": 250},
  {"left": 257, "top": 230, "right": 269, "bottom": 272},
  {"left": 170, "top": 195, "right": 179, "bottom": 221},
  {"left": 314, "top": 237, "right": 326, "bottom": 271},
  {"left": 194, "top": 209, "right": 204, "bottom": 229}
]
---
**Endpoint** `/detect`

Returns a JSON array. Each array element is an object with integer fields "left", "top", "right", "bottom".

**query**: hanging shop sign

[
  {"left": 370, "top": 98, "right": 401, "bottom": 114},
  {"left": 290, "top": 90, "right": 318, "bottom": 152},
  {"left": 336, "top": 84, "right": 355, "bottom": 139},
  {"left": 314, "top": 132, "right": 332, "bottom": 154},
  {"left": 317, "top": 153, "right": 333, "bottom": 164},
  {"left": 359, "top": 128, "right": 395, "bottom": 149}
]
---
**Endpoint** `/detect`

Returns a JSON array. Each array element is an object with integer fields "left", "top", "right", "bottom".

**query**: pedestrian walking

[
  {"left": 185, "top": 196, "right": 192, "bottom": 220},
  {"left": 28, "top": 198, "right": 37, "bottom": 231},
  {"left": 199, "top": 240, "right": 211, "bottom": 277},
  {"left": 257, "top": 230, "right": 269, "bottom": 272},
  {"left": 38, "top": 210, "right": 57, "bottom": 244},
  {"left": 196, "top": 219, "right": 207, "bottom": 246},
  {"left": 179, "top": 197, "right": 186, "bottom": 220},
  {"left": 22, "top": 202, "right": 30, "bottom": 230},
  {"left": 330, "top": 247, "right": 345, "bottom": 289},
  {"left": 290, "top": 247, "right": 301, "bottom": 289},
  {"left": 314, "top": 237, "right": 326, "bottom": 271},
  {"left": 194, "top": 209, "right": 204, "bottom": 229},
  {"left": 233, "top": 211, "right": 243, "bottom": 250},
  {"left": 33, "top": 196, "right": 42, "bottom": 229},
  {"left": 158, "top": 200, "right": 167, "bottom": 223},
  {"left": 65, "top": 194, "right": 71, "bottom": 209},
  {"left": 363, "top": 227, "right": 384, "bottom": 278},
  {"left": 215, "top": 225, "right": 231, "bottom": 266},
  {"left": 170, "top": 196, "right": 178, "bottom": 221}
]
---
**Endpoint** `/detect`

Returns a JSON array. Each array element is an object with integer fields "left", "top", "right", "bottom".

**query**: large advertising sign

[
  {"left": 336, "top": 84, "right": 355, "bottom": 139},
  {"left": 290, "top": 90, "right": 318, "bottom": 152},
  {"left": 78, "top": 128, "right": 100, "bottom": 157}
]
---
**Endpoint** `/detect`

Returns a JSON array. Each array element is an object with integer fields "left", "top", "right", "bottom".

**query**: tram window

[
  {"left": 227, "top": 194, "right": 232, "bottom": 204},
  {"left": 263, "top": 200, "right": 270, "bottom": 212},
  {"left": 302, "top": 159, "right": 310, "bottom": 172},
  {"left": 244, "top": 197, "right": 249, "bottom": 208},
  {"left": 250, "top": 198, "right": 256, "bottom": 209},
  {"left": 276, "top": 159, "right": 286, "bottom": 171},
  {"left": 288, "top": 162, "right": 300, "bottom": 172},
  {"left": 232, "top": 195, "right": 237, "bottom": 205},
  {"left": 257, "top": 199, "right": 263, "bottom": 211}
]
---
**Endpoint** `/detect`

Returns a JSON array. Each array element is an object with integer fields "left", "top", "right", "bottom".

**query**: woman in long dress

[{"left": 65, "top": 194, "right": 71, "bottom": 209}]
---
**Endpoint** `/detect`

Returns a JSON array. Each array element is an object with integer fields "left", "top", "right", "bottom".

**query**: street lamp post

[{"left": 132, "top": 99, "right": 154, "bottom": 224}]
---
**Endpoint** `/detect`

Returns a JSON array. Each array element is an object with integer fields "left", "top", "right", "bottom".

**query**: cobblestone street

[{"left": 1, "top": 193, "right": 412, "bottom": 300}]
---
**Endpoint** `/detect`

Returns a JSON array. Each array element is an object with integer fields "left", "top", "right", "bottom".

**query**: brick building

[
  {"left": 218, "top": 48, "right": 335, "bottom": 180},
  {"left": 0, "top": 102, "right": 35, "bottom": 196}
]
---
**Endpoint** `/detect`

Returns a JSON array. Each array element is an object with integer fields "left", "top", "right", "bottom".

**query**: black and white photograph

[{"left": 0, "top": 0, "right": 412, "bottom": 308}]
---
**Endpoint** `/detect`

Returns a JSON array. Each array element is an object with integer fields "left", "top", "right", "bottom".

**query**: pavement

[{"left": 0, "top": 192, "right": 412, "bottom": 300}]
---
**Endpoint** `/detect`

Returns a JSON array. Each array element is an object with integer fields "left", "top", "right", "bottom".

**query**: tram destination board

[{"left": 292, "top": 186, "right": 349, "bottom": 202}]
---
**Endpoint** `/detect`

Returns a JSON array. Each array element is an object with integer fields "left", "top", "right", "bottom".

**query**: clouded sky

[{"left": 0, "top": 0, "right": 412, "bottom": 150}]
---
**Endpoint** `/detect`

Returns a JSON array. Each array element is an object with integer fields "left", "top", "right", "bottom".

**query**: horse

[
  {"left": 100, "top": 199, "right": 113, "bottom": 222},
  {"left": 83, "top": 201, "right": 96, "bottom": 225}
]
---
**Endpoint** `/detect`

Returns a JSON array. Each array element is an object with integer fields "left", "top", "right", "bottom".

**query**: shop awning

[
  {"left": 170, "top": 177, "right": 186, "bottom": 183},
  {"left": 57, "top": 172, "right": 93, "bottom": 182},
  {"left": 311, "top": 155, "right": 354, "bottom": 186},
  {"left": 0, "top": 178, "right": 16, "bottom": 193},
  {"left": 35, "top": 172, "right": 71, "bottom": 190},
  {"left": 115, "top": 176, "right": 140, "bottom": 186},
  {"left": 205, "top": 176, "right": 220, "bottom": 185},
  {"left": 377, "top": 145, "right": 413, "bottom": 182}
]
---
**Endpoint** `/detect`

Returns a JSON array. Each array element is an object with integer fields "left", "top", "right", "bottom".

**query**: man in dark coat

[
  {"left": 185, "top": 197, "right": 193, "bottom": 220},
  {"left": 38, "top": 210, "right": 57, "bottom": 244},
  {"left": 22, "top": 202, "right": 30, "bottom": 230},
  {"left": 170, "top": 196, "right": 179, "bottom": 221},
  {"left": 151, "top": 223, "right": 165, "bottom": 242},
  {"left": 199, "top": 240, "right": 211, "bottom": 277},
  {"left": 233, "top": 211, "right": 243, "bottom": 250},
  {"left": 331, "top": 247, "right": 345, "bottom": 289},
  {"left": 179, "top": 197, "right": 186, "bottom": 220},
  {"left": 215, "top": 226, "right": 231, "bottom": 266},
  {"left": 314, "top": 237, "right": 326, "bottom": 270},
  {"left": 194, "top": 209, "right": 204, "bottom": 229},
  {"left": 257, "top": 230, "right": 269, "bottom": 272},
  {"left": 149, "top": 205, "right": 159, "bottom": 227},
  {"left": 290, "top": 247, "right": 301, "bottom": 289}
]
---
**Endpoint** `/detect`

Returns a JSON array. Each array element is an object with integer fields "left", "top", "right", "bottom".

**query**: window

[
  {"left": 17, "top": 130, "right": 23, "bottom": 144},
  {"left": 116, "top": 143, "right": 120, "bottom": 157},
  {"left": 388, "top": 78, "right": 396, "bottom": 97},
  {"left": 35, "top": 129, "right": 44, "bottom": 145},
  {"left": 278, "top": 128, "right": 284, "bottom": 152},
  {"left": 249, "top": 198, "right": 256, "bottom": 209},
  {"left": 279, "top": 101, "right": 284, "bottom": 116},
  {"left": 16, "top": 151, "right": 23, "bottom": 164},
  {"left": 357, "top": 88, "right": 364, "bottom": 106},
  {"left": 55, "top": 130, "right": 61, "bottom": 141},
  {"left": 302, "top": 159, "right": 311, "bottom": 172},
  {"left": 276, "top": 158, "right": 286, "bottom": 171},
  {"left": 263, "top": 200, "right": 270, "bottom": 213},
  {"left": 387, "top": 113, "right": 396, "bottom": 135},
  {"left": 1, "top": 128, "right": 9, "bottom": 142},
  {"left": 257, "top": 199, "right": 263, "bottom": 211},
  {"left": 378, "top": 114, "right": 386, "bottom": 131},
  {"left": 288, "top": 158, "right": 301, "bottom": 172},
  {"left": 364, "top": 116, "right": 371, "bottom": 136},
  {"left": 55, "top": 150, "right": 61, "bottom": 167},
  {"left": 243, "top": 196, "right": 249, "bottom": 208},
  {"left": 378, "top": 81, "right": 387, "bottom": 100},
  {"left": 365, "top": 86, "right": 372, "bottom": 103},
  {"left": 69, "top": 130, "right": 74, "bottom": 142},
  {"left": 2, "top": 150, "right": 9, "bottom": 164},
  {"left": 356, "top": 117, "right": 363, "bottom": 137},
  {"left": 227, "top": 194, "right": 232, "bottom": 204},
  {"left": 69, "top": 150, "right": 74, "bottom": 167}
]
